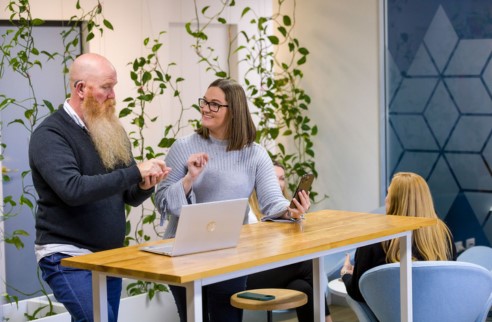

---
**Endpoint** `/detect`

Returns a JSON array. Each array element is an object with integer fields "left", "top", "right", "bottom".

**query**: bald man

[{"left": 28, "top": 53, "right": 171, "bottom": 322}]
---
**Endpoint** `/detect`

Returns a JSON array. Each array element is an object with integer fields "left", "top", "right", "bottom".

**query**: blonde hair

[
  {"left": 383, "top": 172, "right": 454, "bottom": 262},
  {"left": 196, "top": 78, "right": 256, "bottom": 151},
  {"left": 249, "top": 161, "right": 290, "bottom": 221}
]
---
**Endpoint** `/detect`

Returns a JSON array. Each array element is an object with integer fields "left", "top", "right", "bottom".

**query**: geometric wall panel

[
  {"left": 390, "top": 78, "right": 438, "bottom": 113},
  {"left": 423, "top": 81, "right": 459, "bottom": 148},
  {"left": 422, "top": 6, "right": 458, "bottom": 74},
  {"left": 483, "top": 60, "right": 492, "bottom": 96},
  {"left": 444, "top": 78, "right": 492, "bottom": 114},
  {"left": 445, "top": 193, "right": 490, "bottom": 246},
  {"left": 393, "top": 151, "right": 439, "bottom": 179},
  {"left": 445, "top": 116, "right": 492, "bottom": 152},
  {"left": 444, "top": 39, "right": 492, "bottom": 76},
  {"left": 407, "top": 44, "right": 439, "bottom": 76},
  {"left": 464, "top": 192, "right": 492, "bottom": 228},
  {"left": 391, "top": 115, "right": 438, "bottom": 150},
  {"left": 445, "top": 154, "right": 492, "bottom": 190},
  {"left": 387, "top": 1, "right": 492, "bottom": 247},
  {"left": 428, "top": 157, "right": 459, "bottom": 219}
]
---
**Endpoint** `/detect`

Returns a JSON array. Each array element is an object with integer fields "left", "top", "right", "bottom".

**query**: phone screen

[{"left": 289, "top": 173, "right": 314, "bottom": 208}]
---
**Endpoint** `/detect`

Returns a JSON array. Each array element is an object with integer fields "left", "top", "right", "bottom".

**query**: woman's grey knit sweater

[{"left": 155, "top": 133, "right": 289, "bottom": 238}]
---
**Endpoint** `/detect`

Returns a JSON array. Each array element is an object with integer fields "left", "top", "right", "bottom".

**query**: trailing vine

[
  {"left": 186, "top": 0, "right": 324, "bottom": 200},
  {"left": 0, "top": 0, "right": 113, "bottom": 318},
  {"left": 0, "top": 0, "right": 323, "bottom": 319}
]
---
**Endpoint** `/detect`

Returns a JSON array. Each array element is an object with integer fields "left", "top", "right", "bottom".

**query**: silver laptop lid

[{"left": 169, "top": 198, "right": 249, "bottom": 256}]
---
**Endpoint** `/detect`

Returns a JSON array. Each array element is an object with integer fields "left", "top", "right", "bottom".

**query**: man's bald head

[
  {"left": 69, "top": 53, "right": 116, "bottom": 88},
  {"left": 68, "top": 53, "right": 117, "bottom": 120}
]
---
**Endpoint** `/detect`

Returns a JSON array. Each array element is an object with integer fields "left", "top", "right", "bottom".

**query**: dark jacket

[{"left": 29, "top": 108, "right": 153, "bottom": 252}]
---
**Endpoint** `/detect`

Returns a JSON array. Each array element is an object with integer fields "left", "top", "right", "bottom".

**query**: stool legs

[{"left": 267, "top": 310, "right": 273, "bottom": 322}]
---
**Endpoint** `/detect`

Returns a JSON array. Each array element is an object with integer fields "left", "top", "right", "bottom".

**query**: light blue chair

[
  {"left": 345, "top": 295, "right": 378, "bottom": 322},
  {"left": 359, "top": 261, "right": 492, "bottom": 322},
  {"left": 324, "top": 251, "right": 378, "bottom": 322},
  {"left": 457, "top": 245, "right": 492, "bottom": 271},
  {"left": 458, "top": 246, "right": 492, "bottom": 319}
]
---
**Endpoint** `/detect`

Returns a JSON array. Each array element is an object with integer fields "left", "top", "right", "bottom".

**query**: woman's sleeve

[
  {"left": 253, "top": 148, "right": 290, "bottom": 221},
  {"left": 155, "top": 140, "right": 195, "bottom": 222},
  {"left": 343, "top": 244, "right": 386, "bottom": 302}
]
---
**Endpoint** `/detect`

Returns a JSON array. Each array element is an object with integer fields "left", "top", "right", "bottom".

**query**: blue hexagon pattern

[{"left": 387, "top": 2, "right": 492, "bottom": 246}]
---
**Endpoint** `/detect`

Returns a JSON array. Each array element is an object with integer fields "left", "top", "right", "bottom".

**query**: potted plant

[{"left": 0, "top": 0, "right": 322, "bottom": 320}]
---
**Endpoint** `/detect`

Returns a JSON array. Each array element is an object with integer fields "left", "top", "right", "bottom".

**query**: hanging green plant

[{"left": 0, "top": 0, "right": 325, "bottom": 316}]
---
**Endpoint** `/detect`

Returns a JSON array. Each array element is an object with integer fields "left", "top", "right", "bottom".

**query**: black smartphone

[
  {"left": 237, "top": 291, "right": 275, "bottom": 301},
  {"left": 289, "top": 173, "right": 314, "bottom": 208}
]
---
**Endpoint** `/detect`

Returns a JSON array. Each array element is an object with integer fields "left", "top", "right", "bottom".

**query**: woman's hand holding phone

[
  {"left": 287, "top": 190, "right": 310, "bottom": 220},
  {"left": 289, "top": 174, "right": 314, "bottom": 208},
  {"left": 285, "top": 173, "right": 313, "bottom": 220}
]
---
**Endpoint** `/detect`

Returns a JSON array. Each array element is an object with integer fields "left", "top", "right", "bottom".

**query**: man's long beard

[{"left": 83, "top": 94, "right": 132, "bottom": 170}]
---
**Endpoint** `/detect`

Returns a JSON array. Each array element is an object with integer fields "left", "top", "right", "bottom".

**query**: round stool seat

[{"left": 231, "top": 288, "right": 307, "bottom": 311}]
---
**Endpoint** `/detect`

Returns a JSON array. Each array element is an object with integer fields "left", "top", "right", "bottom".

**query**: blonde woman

[{"left": 340, "top": 172, "right": 457, "bottom": 303}]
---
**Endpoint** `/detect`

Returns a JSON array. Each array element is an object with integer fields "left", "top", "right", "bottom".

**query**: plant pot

[{"left": 1, "top": 280, "right": 179, "bottom": 322}]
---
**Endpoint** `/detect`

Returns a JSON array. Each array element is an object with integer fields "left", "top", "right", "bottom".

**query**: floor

[
  {"left": 244, "top": 304, "right": 492, "bottom": 322},
  {"left": 243, "top": 304, "right": 358, "bottom": 322}
]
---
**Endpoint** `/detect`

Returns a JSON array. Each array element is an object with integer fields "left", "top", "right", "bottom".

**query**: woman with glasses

[{"left": 155, "top": 78, "right": 311, "bottom": 322}]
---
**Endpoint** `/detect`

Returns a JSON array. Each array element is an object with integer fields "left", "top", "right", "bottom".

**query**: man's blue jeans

[{"left": 39, "top": 253, "right": 122, "bottom": 322}]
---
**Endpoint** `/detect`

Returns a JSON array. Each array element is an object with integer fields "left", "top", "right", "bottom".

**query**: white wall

[
  {"left": 0, "top": 1, "right": 381, "bottom": 284},
  {"left": 291, "top": 0, "right": 381, "bottom": 212},
  {"left": 0, "top": 1, "right": 382, "bottom": 288},
  {"left": 11, "top": 1, "right": 381, "bottom": 213},
  {"left": 0, "top": 0, "right": 273, "bottom": 242}
]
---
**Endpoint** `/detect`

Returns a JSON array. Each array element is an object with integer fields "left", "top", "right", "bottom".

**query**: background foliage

[{"left": 0, "top": 0, "right": 322, "bottom": 318}]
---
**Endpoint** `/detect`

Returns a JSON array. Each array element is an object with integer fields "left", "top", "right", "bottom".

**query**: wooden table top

[{"left": 62, "top": 209, "right": 436, "bottom": 284}]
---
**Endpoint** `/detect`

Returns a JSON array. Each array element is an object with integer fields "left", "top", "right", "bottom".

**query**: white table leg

[
  {"left": 400, "top": 232, "right": 413, "bottom": 322},
  {"left": 186, "top": 280, "right": 203, "bottom": 322},
  {"left": 313, "top": 257, "right": 325, "bottom": 322},
  {"left": 92, "top": 272, "right": 108, "bottom": 322}
]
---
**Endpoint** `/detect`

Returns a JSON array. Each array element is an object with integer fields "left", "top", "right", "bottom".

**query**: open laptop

[{"left": 140, "top": 198, "right": 249, "bottom": 256}]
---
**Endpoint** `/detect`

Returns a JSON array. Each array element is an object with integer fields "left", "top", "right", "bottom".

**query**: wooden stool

[{"left": 231, "top": 288, "right": 307, "bottom": 322}]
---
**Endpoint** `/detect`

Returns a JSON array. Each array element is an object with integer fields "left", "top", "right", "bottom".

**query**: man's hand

[{"left": 137, "top": 159, "right": 171, "bottom": 190}]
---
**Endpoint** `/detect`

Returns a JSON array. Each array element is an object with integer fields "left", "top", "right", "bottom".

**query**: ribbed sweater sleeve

[{"left": 155, "top": 133, "right": 289, "bottom": 238}]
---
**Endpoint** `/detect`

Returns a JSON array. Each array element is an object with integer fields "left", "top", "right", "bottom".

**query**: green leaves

[
  {"left": 32, "top": 18, "right": 44, "bottom": 26},
  {"left": 215, "top": 71, "right": 227, "bottom": 78},
  {"left": 4, "top": 229, "right": 29, "bottom": 249},
  {"left": 233, "top": 1, "right": 320, "bottom": 204},
  {"left": 158, "top": 138, "right": 176, "bottom": 148},
  {"left": 268, "top": 35, "right": 279, "bottom": 45},
  {"left": 241, "top": 7, "right": 251, "bottom": 17},
  {"left": 103, "top": 19, "right": 113, "bottom": 30},
  {"left": 125, "top": 281, "right": 168, "bottom": 300},
  {"left": 0, "top": 4, "right": 323, "bottom": 309}
]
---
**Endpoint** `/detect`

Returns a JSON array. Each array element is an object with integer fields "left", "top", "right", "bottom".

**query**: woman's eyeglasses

[{"left": 198, "top": 98, "right": 228, "bottom": 112}]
